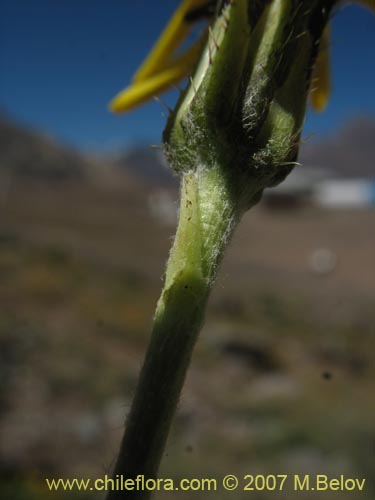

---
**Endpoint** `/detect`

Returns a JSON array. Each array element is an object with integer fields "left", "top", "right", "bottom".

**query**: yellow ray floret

[
  {"left": 310, "top": 0, "right": 374, "bottom": 112},
  {"left": 310, "top": 25, "right": 331, "bottom": 112},
  {"left": 134, "top": 0, "right": 211, "bottom": 83},
  {"left": 109, "top": 0, "right": 210, "bottom": 113},
  {"left": 109, "top": 35, "right": 206, "bottom": 113}
]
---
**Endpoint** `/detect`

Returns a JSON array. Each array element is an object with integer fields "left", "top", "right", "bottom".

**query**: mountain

[
  {"left": 1, "top": 114, "right": 373, "bottom": 184},
  {"left": 300, "top": 117, "right": 375, "bottom": 178},
  {"left": 118, "top": 118, "right": 375, "bottom": 184},
  {"left": 0, "top": 116, "right": 88, "bottom": 180},
  {"left": 114, "top": 147, "right": 177, "bottom": 186}
]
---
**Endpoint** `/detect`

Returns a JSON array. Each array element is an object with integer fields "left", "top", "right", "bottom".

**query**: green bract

[{"left": 164, "top": 0, "right": 334, "bottom": 207}]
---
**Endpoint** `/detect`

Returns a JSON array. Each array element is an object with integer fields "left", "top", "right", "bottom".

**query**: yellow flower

[
  {"left": 311, "top": 0, "right": 375, "bottom": 111},
  {"left": 109, "top": 0, "right": 375, "bottom": 114},
  {"left": 109, "top": 0, "right": 211, "bottom": 113}
]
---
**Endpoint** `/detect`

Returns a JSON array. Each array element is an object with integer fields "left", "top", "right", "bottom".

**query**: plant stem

[
  {"left": 107, "top": 165, "right": 242, "bottom": 500},
  {"left": 106, "top": 1, "right": 335, "bottom": 495}
]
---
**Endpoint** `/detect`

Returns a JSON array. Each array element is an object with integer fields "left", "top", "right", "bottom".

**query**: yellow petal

[
  {"left": 109, "top": 35, "right": 205, "bottom": 114},
  {"left": 133, "top": 0, "right": 211, "bottom": 83},
  {"left": 310, "top": 25, "right": 331, "bottom": 112}
]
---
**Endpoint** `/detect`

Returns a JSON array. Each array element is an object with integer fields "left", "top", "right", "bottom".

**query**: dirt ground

[{"left": 1, "top": 176, "right": 374, "bottom": 499}]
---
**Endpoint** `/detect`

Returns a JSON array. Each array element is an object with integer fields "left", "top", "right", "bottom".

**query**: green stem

[
  {"left": 106, "top": 1, "right": 335, "bottom": 497},
  {"left": 107, "top": 165, "right": 242, "bottom": 500}
]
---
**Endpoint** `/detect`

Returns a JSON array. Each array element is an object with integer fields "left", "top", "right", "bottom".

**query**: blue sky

[{"left": 1, "top": 0, "right": 374, "bottom": 152}]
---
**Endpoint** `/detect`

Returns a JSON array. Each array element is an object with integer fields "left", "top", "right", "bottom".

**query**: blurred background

[{"left": 0, "top": 1, "right": 374, "bottom": 499}]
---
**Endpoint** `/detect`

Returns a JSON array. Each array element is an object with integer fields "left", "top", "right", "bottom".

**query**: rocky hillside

[
  {"left": 0, "top": 116, "right": 88, "bottom": 179},
  {"left": 300, "top": 117, "right": 375, "bottom": 178},
  {"left": 1, "top": 114, "right": 374, "bottom": 184}
]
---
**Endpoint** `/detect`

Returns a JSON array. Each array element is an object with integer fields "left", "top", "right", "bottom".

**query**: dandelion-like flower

[
  {"left": 110, "top": 0, "right": 375, "bottom": 114},
  {"left": 106, "top": 3, "right": 374, "bottom": 499}
]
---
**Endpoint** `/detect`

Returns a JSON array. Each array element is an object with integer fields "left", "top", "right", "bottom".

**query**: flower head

[{"left": 110, "top": 0, "right": 374, "bottom": 114}]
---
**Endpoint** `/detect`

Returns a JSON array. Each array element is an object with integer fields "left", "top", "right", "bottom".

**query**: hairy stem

[
  {"left": 107, "top": 165, "right": 242, "bottom": 500},
  {"left": 106, "top": 1, "right": 335, "bottom": 496}
]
